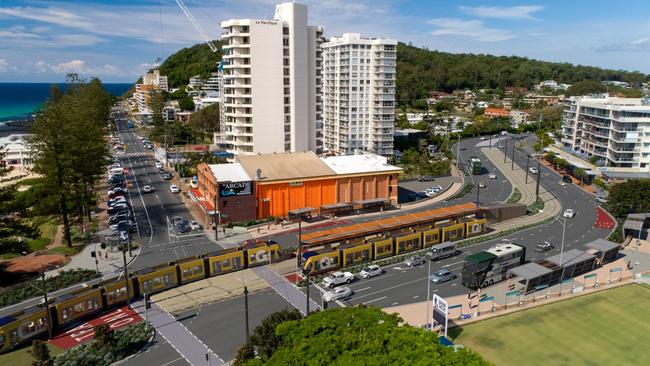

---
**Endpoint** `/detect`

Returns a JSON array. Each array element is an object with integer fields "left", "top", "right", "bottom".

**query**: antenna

[{"left": 175, "top": 0, "right": 218, "bottom": 53}]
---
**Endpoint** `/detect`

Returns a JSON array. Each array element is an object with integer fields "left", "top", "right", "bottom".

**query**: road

[{"left": 113, "top": 115, "right": 223, "bottom": 271}]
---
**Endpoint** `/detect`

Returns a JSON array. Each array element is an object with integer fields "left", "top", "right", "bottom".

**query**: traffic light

[{"left": 144, "top": 293, "right": 151, "bottom": 310}]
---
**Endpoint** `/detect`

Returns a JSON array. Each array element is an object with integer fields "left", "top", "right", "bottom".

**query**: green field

[
  {"left": 0, "top": 343, "right": 63, "bottom": 366},
  {"left": 450, "top": 284, "right": 650, "bottom": 366}
]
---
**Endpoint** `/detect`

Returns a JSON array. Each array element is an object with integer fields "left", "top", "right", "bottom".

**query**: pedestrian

[
  {"left": 222, "top": 227, "right": 226, "bottom": 235},
  {"left": 267, "top": 223, "right": 270, "bottom": 230},
  {"left": 105, "top": 250, "right": 108, "bottom": 259},
  {"left": 257, "top": 227, "right": 260, "bottom": 234}
]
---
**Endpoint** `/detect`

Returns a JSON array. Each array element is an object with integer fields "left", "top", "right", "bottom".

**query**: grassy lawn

[
  {"left": 450, "top": 284, "right": 650, "bottom": 366},
  {"left": 0, "top": 342, "right": 64, "bottom": 366},
  {"left": 44, "top": 246, "right": 82, "bottom": 256},
  {"left": 27, "top": 216, "right": 58, "bottom": 252}
]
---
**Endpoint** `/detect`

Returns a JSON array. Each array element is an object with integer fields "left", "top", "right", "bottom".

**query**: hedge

[{"left": 0, "top": 269, "right": 99, "bottom": 307}]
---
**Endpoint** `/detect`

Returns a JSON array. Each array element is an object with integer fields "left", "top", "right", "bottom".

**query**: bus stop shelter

[
  {"left": 288, "top": 207, "right": 317, "bottom": 221},
  {"left": 508, "top": 262, "right": 557, "bottom": 294},
  {"left": 584, "top": 239, "right": 620, "bottom": 265},
  {"left": 320, "top": 202, "right": 353, "bottom": 217}
]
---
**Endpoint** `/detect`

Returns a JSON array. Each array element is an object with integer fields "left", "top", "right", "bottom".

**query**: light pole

[
  {"left": 488, "top": 134, "right": 492, "bottom": 149},
  {"left": 511, "top": 143, "right": 516, "bottom": 170},
  {"left": 475, "top": 184, "right": 482, "bottom": 208},
  {"left": 543, "top": 212, "right": 568, "bottom": 279},
  {"left": 503, "top": 140, "right": 508, "bottom": 164},
  {"left": 213, "top": 195, "right": 218, "bottom": 241},
  {"left": 525, "top": 156, "right": 530, "bottom": 184},
  {"left": 535, "top": 160, "right": 541, "bottom": 202},
  {"left": 122, "top": 245, "right": 131, "bottom": 309},
  {"left": 426, "top": 259, "right": 431, "bottom": 329}
]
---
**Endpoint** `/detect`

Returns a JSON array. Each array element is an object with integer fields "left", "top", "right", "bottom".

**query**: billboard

[
  {"left": 219, "top": 181, "right": 253, "bottom": 197},
  {"left": 432, "top": 294, "right": 449, "bottom": 337}
]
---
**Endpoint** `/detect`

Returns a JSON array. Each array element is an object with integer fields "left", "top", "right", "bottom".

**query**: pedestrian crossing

[{"left": 117, "top": 152, "right": 151, "bottom": 157}]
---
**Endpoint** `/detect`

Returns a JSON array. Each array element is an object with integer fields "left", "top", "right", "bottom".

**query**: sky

[{"left": 1, "top": 0, "right": 650, "bottom": 83}]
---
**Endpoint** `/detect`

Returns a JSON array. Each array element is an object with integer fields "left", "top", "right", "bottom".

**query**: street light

[
  {"left": 541, "top": 211, "right": 568, "bottom": 278},
  {"left": 121, "top": 243, "right": 131, "bottom": 309},
  {"left": 213, "top": 195, "right": 219, "bottom": 241},
  {"left": 475, "top": 183, "right": 483, "bottom": 208}
]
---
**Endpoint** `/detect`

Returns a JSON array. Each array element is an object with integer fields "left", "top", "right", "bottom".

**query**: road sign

[{"left": 432, "top": 294, "right": 449, "bottom": 337}]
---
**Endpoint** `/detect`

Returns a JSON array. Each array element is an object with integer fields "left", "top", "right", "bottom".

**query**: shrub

[{"left": 0, "top": 269, "right": 99, "bottom": 307}]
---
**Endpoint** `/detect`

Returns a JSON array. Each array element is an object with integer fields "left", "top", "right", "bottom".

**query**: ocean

[{"left": 0, "top": 82, "right": 132, "bottom": 122}]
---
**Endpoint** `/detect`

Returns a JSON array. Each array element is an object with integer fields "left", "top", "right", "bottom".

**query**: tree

[
  {"left": 567, "top": 80, "right": 607, "bottom": 96},
  {"left": 555, "top": 158, "right": 568, "bottom": 171},
  {"left": 574, "top": 168, "right": 586, "bottom": 186},
  {"left": 31, "top": 339, "right": 52, "bottom": 366},
  {"left": 235, "top": 308, "right": 303, "bottom": 364},
  {"left": 238, "top": 307, "right": 491, "bottom": 366},
  {"left": 93, "top": 323, "right": 114, "bottom": 348},
  {"left": 190, "top": 103, "right": 220, "bottom": 134},
  {"left": 178, "top": 96, "right": 195, "bottom": 111},
  {"left": 0, "top": 150, "right": 11, "bottom": 177},
  {"left": 605, "top": 179, "right": 650, "bottom": 219}
]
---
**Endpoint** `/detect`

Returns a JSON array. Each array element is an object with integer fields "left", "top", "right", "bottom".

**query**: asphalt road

[{"left": 113, "top": 115, "right": 222, "bottom": 271}]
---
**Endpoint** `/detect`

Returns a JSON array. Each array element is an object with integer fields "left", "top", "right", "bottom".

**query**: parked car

[
  {"left": 489, "top": 173, "right": 497, "bottom": 179},
  {"left": 169, "top": 185, "right": 179, "bottom": 193},
  {"left": 189, "top": 220, "right": 202, "bottom": 231},
  {"left": 359, "top": 265, "right": 383, "bottom": 279},
  {"left": 172, "top": 216, "right": 183, "bottom": 226},
  {"left": 425, "top": 188, "right": 436, "bottom": 197},
  {"left": 108, "top": 187, "right": 128, "bottom": 196},
  {"left": 407, "top": 193, "right": 418, "bottom": 201},
  {"left": 175, "top": 221, "right": 191, "bottom": 233},
  {"left": 142, "top": 185, "right": 154, "bottom": 193},
  {"left": 563, "top": 208, "right": 575, "bottom": 218},
  {"left": 480, "top": 136, "right": 488, "bottom": 141},
  {"left": 418, "top": 176, "right": 435, "bottom": 182},
  {"left": 404, "top": 255, "right": 426, "bottom": 267},
  {"left": 529, "top": 167, "right": 539, "bottom": 174},
  {"left": 162, "top": 173, "right": 173, "bottom": 180},
  {"left": 155, "top": 162, "right": 163, "bottom": 169},
  {"left": 430, "top": 269, "right": 455, "bottom": 284},
  {"left": 562, "top": 175, "right": 572, "bottom": 183},
  {"left": 478, "top": 182, "right": 486, "bottom": 188},
  {"left": 322, "top": 271, "right": 355, "bottom": 288},
  {"left": 535, "top": 241, "right": 555, "bottom": 252},
  {"left": 323, "top": 286, "right": 353, "bottom": 303},
  {"left": 596, "top": 196, "right": 608, "bottom": 203}
]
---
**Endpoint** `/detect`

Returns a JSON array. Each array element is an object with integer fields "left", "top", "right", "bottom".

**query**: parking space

[{"left": 397, "top": 175, "right": 455, "bottom": 203}]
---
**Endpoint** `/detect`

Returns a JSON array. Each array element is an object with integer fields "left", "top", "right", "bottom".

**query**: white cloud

[
  {"left": 32, "top": 59, "right": 125, "bottom": 77},
  {"left": 0, "top": 59, "right": 8, "bottom": 72},
  {"left": 428, "top": 18, "right": 514, "bottom": 42},
  {"left": 459, "top": 5, "right": 544, "bottom": 20},
  {"left": 0, "top": 28, "right": 40, "bottom": 39},
  {"left": 597, "top": 37, "right": 650, "bottom": 52}
]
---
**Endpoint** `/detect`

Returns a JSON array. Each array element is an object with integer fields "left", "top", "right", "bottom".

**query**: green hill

[{"left": 144, "top": 41, "right": 649, "bottom": 106}]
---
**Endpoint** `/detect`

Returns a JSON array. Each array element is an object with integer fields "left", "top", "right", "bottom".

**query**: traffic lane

[
  {"left": 175, "top": 289, "right": 294, "bottom": 362},
  {"left": 121, "top": 337, "right": 189, "bottom": 366},
  {"left": 130, "top": 238, "right": 222, "bottom": 271}
]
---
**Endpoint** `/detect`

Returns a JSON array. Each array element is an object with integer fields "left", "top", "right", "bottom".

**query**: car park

[
  {"left": 142, "top": 185, "right": 154, "bottom": 193},
  {"left": 359, "top": 265, "right": 383, "bottom": 279},
  {"left": 189, "top": 220, "right": 202, "bottom": 231},
  {"left": 323, "top": 286, "right": 353, "bottom": 303},
  {"left": 535, "top": 241, "right": 555, "bottom": 252},
  {"left": 489, "top": 173, "right": 497, "bottom": 179},
  {"left": 430, "top": 269, "right": 455, "bottom": 284},
  {"left": 404, "top": 255, "right": 426, "bottom": 267},
  {"left": 563, "top": 208, "right": 575, "bottom": 218},
  {"left": 529, "top": 167, "right": 539, "bottom": 174}
]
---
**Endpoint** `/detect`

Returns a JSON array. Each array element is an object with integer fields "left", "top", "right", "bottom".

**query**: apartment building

[
  {"left": 220, "top": 2, "right": 324, "bottom": 156},
  {"left": 133, "top": 70, "right": 169, "bottom": 124},
  {"left": 322, "top": 33, "right": 396, "bottom": 156},
  {"left": 142, "top": 69, "right": 168, "bottom": 92},
  {"left": 562, "top": 95, "right": 650, "bottom": 171}
]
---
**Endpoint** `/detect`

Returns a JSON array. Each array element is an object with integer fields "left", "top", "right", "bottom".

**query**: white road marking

[
  {"left": 363, "top": 296, "right": 387, "bottom": 304},
  {"left": 443, "top": 260, "right": 464, "bottom": 268},
  {"left": 391, "top": 302, "right": 399, "bottom": 306},
  {"left": 451, "top": 283, "right": 457, "bottom": 286},
  {"left": 412, "top": 295, "right": 419, "bottom": 299},
  {"left": 355, "top": 287, "right": 371, "bottom": 292}
]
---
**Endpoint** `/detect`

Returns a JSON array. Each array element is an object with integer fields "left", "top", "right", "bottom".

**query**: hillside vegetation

[
  {"left": 396, "top": 43, "right": 648, "bottom": 105},
  {"left": 145, "top": 41, "right": 649, "bottom": 106}
]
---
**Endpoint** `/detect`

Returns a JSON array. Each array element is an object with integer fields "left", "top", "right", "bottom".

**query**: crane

[{"left": 175, "top": 0, "right": 218, "bottom": 53}]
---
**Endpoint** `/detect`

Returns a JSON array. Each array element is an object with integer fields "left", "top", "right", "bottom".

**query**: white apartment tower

[
  {"left": 220, "top": 2, "right": 324, "bottom": 155},
  {"left": 322, "top": 33, "right": 397, "bottom": 156},
  {"left": 562, "top": 95, "right": 650, "bottom": 171}
]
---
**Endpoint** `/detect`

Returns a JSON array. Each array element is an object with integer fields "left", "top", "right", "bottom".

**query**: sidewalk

[
  {"left": 45, "top": 241, "right": 141, "bottom": 278},
  {"left": 481, "top": 147, "right": 561, "bottom": 232}
]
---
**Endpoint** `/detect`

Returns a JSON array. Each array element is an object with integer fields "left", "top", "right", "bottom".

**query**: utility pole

[
  {"left": 41, "top": 270, "right": 53, "bottom": 340},
  {"left": 426, "top": 259, "right": 431, "bottom": 329},
  {"left": 244, "top": 286, "right": 250, "bottom": 342},
  {"left": 503, "top": 140, "right": 508, "bottom": 164},
  {"left": 488, "top": 134, "right": 492, "bottom": 149},
  {"left": 535, "top": 160, "right": 541, "bottom": 202},
  {"left": 456, "top": 134, "right": 461, "bottom": 167},
  {"left": 511, "top": 143, "right": 516, "bottom": 170},
  {"left": 525, "top": 156, "right": 530, "bottom": 184},
  {"left": 213, "top": 195, "right": 218, "bottom": 240},
  {"left": 123, "top": 246, "right": 131, "bottom": 309},
  {"left": 475, "top": 185, "right": 480, "bottom": 208}
]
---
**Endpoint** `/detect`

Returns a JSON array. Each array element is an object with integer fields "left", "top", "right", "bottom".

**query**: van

[
  {"left": 427, "top": 242, "right": 456, "bottom": 261},
  {"left": 109, "top": 167, "right": 124, "bottom": 177}
]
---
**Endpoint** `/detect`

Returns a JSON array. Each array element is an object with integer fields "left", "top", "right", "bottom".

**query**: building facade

[
  {"left": 322, "top": 33, "right": 396, "bottom": 156},
  {"left": 562, "top": 95, "right": 650, "bottom": 171},
  {"left": 220, "top": 2, "right": 324, "bottom": 156}
]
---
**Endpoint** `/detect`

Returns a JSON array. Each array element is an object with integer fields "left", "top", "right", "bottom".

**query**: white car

[
  {"left": 189, "top": 220, "right": 202, "bottom": 231},
  {"left": 498, "top": 144, "right": 504, "bottom": 149},
  {"left": 142, "top": 185, "right": 154, "bottom": 193},
  {"left": 155, "top": 162, "right": 163, "bottom": 169},
  {"left": 323, "top": 286, "right": 353, "bottom": 303},
  {"left": 425, "top": 188, "right": 436, "bottom": 197},
  {"left": 360, "top": 265, "right": 383, "bottom": 279},
  {"left": 322, "top": 271, "right": 354, "bottom": 288},
  {"left": 478, "top": 182, "right": 486, "bottom": 188},
  {"left": 529, "top": 167, "right": 539, "bottom": 174},
  {"left": 489, "top": 173, "right": 497, "bottom": 179},
  {"left": 480, "top": 136, "right": 488, "bottom": 141},
  {"left": 169, "top": 185, "right": 180, "bottom": 193},
  {"left": 563, "top": 208, "right": 575, "bottom": 218}
]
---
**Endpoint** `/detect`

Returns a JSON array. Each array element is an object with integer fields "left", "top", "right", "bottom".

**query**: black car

[
  {"left": 175, "top": 221, "right": 190, "bottom": 233},
  {"left": 418, "top": 176, "right": 435, "bottom": 182},
  {"left": 162, "top": 173, "right": 173, "bottom": 180},
  {"left": 562, "top": 175, "right": 572, "bottom": 183}
]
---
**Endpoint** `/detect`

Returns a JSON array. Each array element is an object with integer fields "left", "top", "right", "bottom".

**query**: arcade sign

[{"left": 219, "top": 181, "right": 253, "bottom": 197}]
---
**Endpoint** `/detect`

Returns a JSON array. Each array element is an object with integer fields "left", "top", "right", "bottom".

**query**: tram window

[
  {"left": 62, "top": 308, "right": 72, "bottom": 320},
  {"left": 20, "top": 321, "right": 36, "bottom": 335},
  {"left": 73, "top": 303, "right": 84, "bottom": 314},
  {"left": 9, "top": 329, "right": 18, "bottom": 346},
  {"left": 0, "top": 334, "right": 4, "bottom": 346}
]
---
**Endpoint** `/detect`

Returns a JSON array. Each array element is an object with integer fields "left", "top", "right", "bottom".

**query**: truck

[
  {"left": 322, "top": 271, "right": 354, "bottom": 288},
  {"left": 469, "top": 157, "right": 482, "bottom": 175}
]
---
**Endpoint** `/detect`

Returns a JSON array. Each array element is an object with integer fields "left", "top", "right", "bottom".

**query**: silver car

[
  {"left": 404, "top": 255, "right": 426, "bottom": 267},
  {"left": 323, "top": 286, "right": 353, "bottom": 302},
  {"left": 360, "top": 265, "right": 383, "bottom": 279},
  {"left": 430, "top": 269, "right": 455, "bottom": 284}
]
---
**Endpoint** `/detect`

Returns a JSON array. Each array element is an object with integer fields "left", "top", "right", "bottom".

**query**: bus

[
  {"left": 469, "top": 157, "right": 482, "bottom": 175},
  {"left": 461, "top": 243, "right": 525, "bottom": 289}
]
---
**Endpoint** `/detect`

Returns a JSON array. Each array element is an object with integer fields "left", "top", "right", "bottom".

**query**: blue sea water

[{"left": 0, "top": 82, "right": 132, "bottom": 122}]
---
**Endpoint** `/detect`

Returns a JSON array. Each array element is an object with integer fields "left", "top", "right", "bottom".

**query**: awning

[
  {"left": 508, "top": 262, "right": 553, "bottom": 280},
  {"left": 353, "top": 198, "right": 390, "bottom": 207},
  {"left": 584, "top": 239, "right": 620, "bottom": 252},
  {"left": 320, "top": 202, "right": 353, "bottom": 211},
  {"left": 288, "top": 207, "right": 317, "bottom": 219}
]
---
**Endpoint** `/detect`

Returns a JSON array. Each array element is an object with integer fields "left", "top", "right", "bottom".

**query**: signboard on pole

[{"left": 432, "top": 294, "right": 449, "bottom": 337}]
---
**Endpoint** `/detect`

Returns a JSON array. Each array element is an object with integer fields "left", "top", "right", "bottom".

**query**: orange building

[{"left": 197, "top": 152, "right": 401, "bottom": 221}]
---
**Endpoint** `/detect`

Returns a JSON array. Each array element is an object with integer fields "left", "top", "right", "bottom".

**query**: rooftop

[
  {"left": 321, "top": 154, "right": 402, "bottom": 175},
  {"left": 209, "top": 163, "right": 252, "bottom": 183},
  {"left": 237, "top": 151, "right": 335, "bottom": 181},
  {"left": 584, "top": 239, "right": 620, "bottom": 252},
  {"left": 546, "top": 249, "right": 595, "bottom": 267},
  {"left": 509, "top": 262, "right": 554, "bottom": 280}
]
